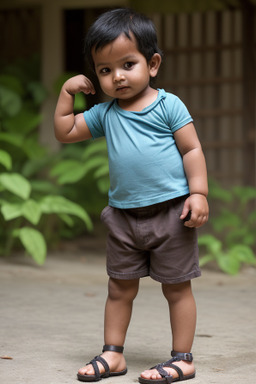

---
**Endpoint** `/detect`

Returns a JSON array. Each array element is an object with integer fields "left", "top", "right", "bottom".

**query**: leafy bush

[
  {"left": 199, "top": 179, "right": 256, "bottom": 274},
  {"left": 0, "top": 58, "right": 93, "bottom": 264}
]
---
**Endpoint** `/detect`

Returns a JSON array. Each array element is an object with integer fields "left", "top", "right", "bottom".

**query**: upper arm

[
  {"left": 54, "top": 112, "right": 92, "bottom": 143},
  {"left": 173, "top": 122, "right": 202, "bottom": 156}
]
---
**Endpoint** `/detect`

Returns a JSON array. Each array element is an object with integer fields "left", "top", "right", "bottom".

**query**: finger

[
  {"left": 184, "top": 211, "right": 201, "bottom": 228},
  {"left": 81, "top": 78, "right": 96, "bottom": 94},
  {"left": 191, "top": 214, "right": 208, "bottom": 228},
  {"left": 180, "top": 200, "right": 190, "bottom": 220}
]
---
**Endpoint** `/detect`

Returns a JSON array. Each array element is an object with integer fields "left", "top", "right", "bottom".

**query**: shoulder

[
  {"left": 158, "top": 89, "right": 192, "bottom": 131},
  {"left": 85, "top": 99, "right": 115, "bottom": 115},
  {"left": 158, "top": 88, "right": 184, "bottom": 106}
]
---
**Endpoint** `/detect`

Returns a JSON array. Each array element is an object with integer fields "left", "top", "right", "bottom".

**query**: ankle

[{"left": 102, "top": 344, "right": 124, "bottom": 354}]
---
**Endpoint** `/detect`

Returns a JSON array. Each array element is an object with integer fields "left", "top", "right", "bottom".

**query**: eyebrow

[{"left": 95, "top": 54, "right": 138, "bottom": 68}]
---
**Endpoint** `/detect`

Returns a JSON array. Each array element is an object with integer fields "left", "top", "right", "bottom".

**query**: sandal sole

[
  {"left": 77, "top": 368, "right": 127, "bottom": 382},
  {"left": 138, "top": 372, "right": 195, "bottom": 384}
]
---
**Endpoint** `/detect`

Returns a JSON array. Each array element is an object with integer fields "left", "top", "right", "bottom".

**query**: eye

[
  {"left": 124, "top": 62, "right": 134, "bottom": 70},
  {"left": 99, "top": 67, "right": 110, "bottom": 75}
]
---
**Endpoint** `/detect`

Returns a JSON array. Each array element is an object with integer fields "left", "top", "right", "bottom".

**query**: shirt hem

[{"left": 108, "top": 188, "right": 190, "bottom": 209}]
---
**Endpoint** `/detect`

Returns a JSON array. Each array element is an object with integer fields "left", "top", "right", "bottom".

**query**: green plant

[
  {"left": 0, "top": 58, "right": 92, "bottom": 264},
  {"left": 199, "top": 179, "right": 256, "bottom": 274}
]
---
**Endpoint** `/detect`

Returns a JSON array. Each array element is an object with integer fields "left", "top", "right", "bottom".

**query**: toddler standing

[{"left": 54, "top": 8, "right": 209, "bottom": 383}]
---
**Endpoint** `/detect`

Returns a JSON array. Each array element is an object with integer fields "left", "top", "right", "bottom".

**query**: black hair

[{"left": 84, "top": 8, "right": 162, "bottom": 70}]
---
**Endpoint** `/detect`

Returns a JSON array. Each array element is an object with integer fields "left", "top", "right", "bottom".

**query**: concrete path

[{"left": 1, "top": 249, "right": 256, "bottom": 384}]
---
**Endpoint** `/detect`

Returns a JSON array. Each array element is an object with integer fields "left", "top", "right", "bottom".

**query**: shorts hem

[
  {"left": 150, "top": 269, "right": 201, "bottom": 284},
  {"left": 107, "top": 268, "right": 149, "bottom": 280}
]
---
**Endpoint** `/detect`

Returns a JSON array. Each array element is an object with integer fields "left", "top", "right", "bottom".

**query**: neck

[{"left": 118, "top": 87, "right": 158, "bottom": 112}]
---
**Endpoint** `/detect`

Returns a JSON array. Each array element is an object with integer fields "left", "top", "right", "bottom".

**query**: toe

[
  {"left": 141, "top": 369, "right": 161, "bottom": 380},
  {"left": 78, "top": 365, "right": 94, "bottom": 376}
]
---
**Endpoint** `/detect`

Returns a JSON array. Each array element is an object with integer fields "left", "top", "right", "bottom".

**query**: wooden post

[
  {"left": 40, "top": 2, "right": 63, "bottom": 151},
  {"left": 242, "top": 1, "right": 256, "bottom": 185}
]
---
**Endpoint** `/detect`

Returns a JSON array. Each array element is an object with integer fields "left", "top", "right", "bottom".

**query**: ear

[{"left": 148, "top": 53, "right": 162, "bottom": 78}]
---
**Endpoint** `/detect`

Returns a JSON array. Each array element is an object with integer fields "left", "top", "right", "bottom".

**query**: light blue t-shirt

[{"left": 83, "top": 89, "right": 192, "bottom": 208}]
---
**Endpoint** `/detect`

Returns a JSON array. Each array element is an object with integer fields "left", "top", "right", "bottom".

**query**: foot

[
  {"left": 140, "top": 360, "right": 195, "bottom": 381},
  {"left": 78, "top": 351, "right": 126, "bottom": 377}
]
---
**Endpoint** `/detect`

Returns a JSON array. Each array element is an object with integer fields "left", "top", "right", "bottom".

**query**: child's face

[{"left": 92, "top": 34, "right": 158, "bottom": 104}]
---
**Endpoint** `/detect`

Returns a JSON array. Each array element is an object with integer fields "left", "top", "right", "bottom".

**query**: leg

[
  {"left": 163, "top": 280, "right": 196, "bottom": 353},
  {"left": 140, "top": 281, "right": 196, "bottom": 381},
  {"left": 78, "top": 277, "right": 139, "bottom": 378}
]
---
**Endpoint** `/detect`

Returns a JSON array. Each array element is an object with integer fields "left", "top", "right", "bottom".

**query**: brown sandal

[
  {"left": 139, "top": 351, "right": 195, "bottom": 384},
  {"left": 77, "top": 345, "right": 127, "bottom": 382}
]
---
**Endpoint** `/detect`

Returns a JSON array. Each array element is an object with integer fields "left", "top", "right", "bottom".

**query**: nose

[{"left": 113, "top": 70, "right": 125, "bottom": 83}]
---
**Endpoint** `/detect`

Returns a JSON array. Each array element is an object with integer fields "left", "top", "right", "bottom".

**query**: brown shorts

[{"left": 100, "top": 196, "right": 201, "bottom": 284}]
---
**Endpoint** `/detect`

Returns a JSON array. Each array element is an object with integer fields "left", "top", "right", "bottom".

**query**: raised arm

[
  {"left": 54, "top": 75, "right": 95, "bottom": 143},
  {"left": 174, "top": 122, "right": 209, "bottom": 228}
]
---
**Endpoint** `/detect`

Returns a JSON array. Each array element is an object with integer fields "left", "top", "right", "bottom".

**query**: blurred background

[{"left": 0, "top": 0, "right": 255, "bottom": 275}]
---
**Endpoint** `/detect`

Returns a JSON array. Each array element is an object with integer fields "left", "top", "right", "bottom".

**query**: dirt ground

[{"left": 1, "top": 241, "right": 256, "bottom": 384}]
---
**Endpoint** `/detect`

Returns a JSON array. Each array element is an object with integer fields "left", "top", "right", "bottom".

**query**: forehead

[{"left": 92, "top": 34, "right": 143, "bottom": 65}]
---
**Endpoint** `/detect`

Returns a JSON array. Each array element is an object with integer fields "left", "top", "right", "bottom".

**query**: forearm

[{"left": 183, "top": 147, "right": 208, "bottom": 197}]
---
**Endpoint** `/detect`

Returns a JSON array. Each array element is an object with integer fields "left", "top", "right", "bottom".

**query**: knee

[
  {"left": 108, "top": 278, "right": 139, "bottom": 302},
  {"left": 162, "top": 281, "right": 192, "bottom": 305}
]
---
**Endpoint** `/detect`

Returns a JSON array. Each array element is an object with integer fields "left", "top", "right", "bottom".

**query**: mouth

[{"left": 116, "top": 86, "right": 129, "bottom": 92}]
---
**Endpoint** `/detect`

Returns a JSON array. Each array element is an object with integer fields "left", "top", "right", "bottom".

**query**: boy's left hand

[{"left": 180, "top": 194, "right": 209, "bottom": 228}]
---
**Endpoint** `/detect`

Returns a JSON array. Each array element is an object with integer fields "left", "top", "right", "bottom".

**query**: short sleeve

[
  {"left": 83, "top": 103, "right": 105, "bottom": 139},
  {"left": 167, "top": 95, "right": 193, "bottom": 133}
]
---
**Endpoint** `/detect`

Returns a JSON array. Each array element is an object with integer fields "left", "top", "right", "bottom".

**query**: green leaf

[
  {"left": 1, "top": 199, "right": 41, "bottom": 224},
  {"left": 57, "top": 213, "right": 74, "bottom": 227},
  {"left": 22, "top": 199, "right": 42, "bottom": 225},
  {"left": 211, "top": 210, "right": 241, "bottom": 232},
  {"left": 94, "top": 164, "right": 109, "bottom": 178},
  {"left": 1, "top": 203, "right": 23, "bottom": 220},
  {"left": 0, "top": 74, "right": 24, "bottom": 95},
  {"left": 0, "top": 85, "right": 22, "bottom": 117},
  {"left": 22, "top": 135, "right": 47, "bottom": 160},
  {"left": 226, "top": 227, "right": 255, "bottom": 247},
  {"left": 81, "top": 156, "right": 108, "bottom": 175},
  {"left": 0, "top": 173, "right": 31, "bottom": 199},
  {"left": 30, "top": 180, "right": 58, "bottom": 195},
  {"left": 217, "top": 252, "right": 241, "bottom": 275},
  {"left": 4, "top": 109, "right": 43, "bottom": 134},
  {"left": 51, "top": 160, "right": 87, "bottom": 184},
  {"left": 74, "top": 92, "right": 86, "bottom": 111},
  {"left": 208, "top": 179, "right": 232, "bottom": 203},
  {"left": 39, "top": 195, "right": 93, "bottom": 230},
  {"left": 51, "top": 157, "right": 108, "bottom": 185},
  {"left": 198, "top": 234, "right": 222, "bottom": 255},
  {"left": 22, "top": 156, "right": 52, "bottom": 178},
  {"left": 14, "top": 227, "right": 46, "bottom": 265},
  {"left": 82, "top": 139, "right": 108, "bottom": 160},
  {"left": 97, "top": 177, "right": 110, "bottom": 194},
  {"left": 27, "top": 81, "right": 48, "bottom": 105},
  {"left": 248, "top": 211, "right": 256, "bottom": 225},
  {"left": 232, "top": 186, "right": 256, "bottom": 205},
  {"left": 199, "top": 254, "right": 215, "bottom": 267},
  {"left": 0, "top": 150, "right": 12, "bottom": 170},
  {"left": 0, "top": 132, "right": 23, "bottom": 147},
  {"left": 229, "top": 245, "right": 256, "bottom": 265}
]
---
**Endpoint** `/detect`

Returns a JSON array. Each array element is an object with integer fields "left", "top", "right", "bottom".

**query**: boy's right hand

[{"left": 64, "top": 75, "right": 96, "bottom": 96}]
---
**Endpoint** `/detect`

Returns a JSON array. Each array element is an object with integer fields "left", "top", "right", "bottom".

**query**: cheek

[{"left": 99, "top": 78, "right": 111, "bottom": 90}]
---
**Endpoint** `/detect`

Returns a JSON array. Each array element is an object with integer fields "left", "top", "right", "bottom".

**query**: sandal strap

[
  {"left": 88, "top": 355, "right": 110, "bottom": 379},
  {"left": 88, "top": 356, "right": 105, "bottom": 380},
  {"left": 164, "top": 362, "right": 184, "bottom": 380},
  {"left": 102, "top": 344, "right": 124, "bottom": 353},
  {"left": 154, "top": 364, "right": 173, "bottom": 383},
  {"left": 171, "top": 350, "right": 193, "bottom": 362}
]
